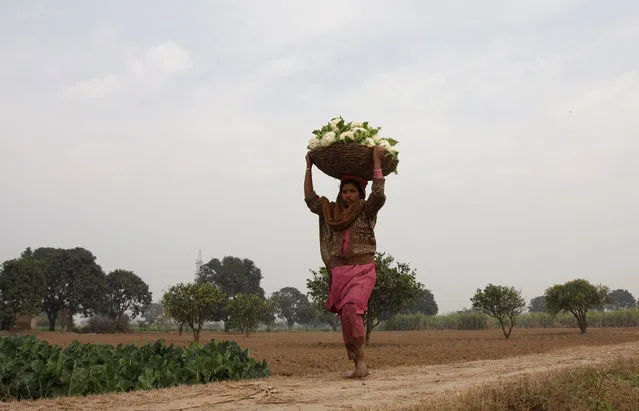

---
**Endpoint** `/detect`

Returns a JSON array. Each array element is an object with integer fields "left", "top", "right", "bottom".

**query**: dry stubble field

[{"left": 3, "top": 328, "right": 639, "bottom": 410}]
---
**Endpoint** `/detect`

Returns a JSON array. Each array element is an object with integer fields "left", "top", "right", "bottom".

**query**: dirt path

[{"left": 5, "top": 340, "right": 638, "bottom": 411}]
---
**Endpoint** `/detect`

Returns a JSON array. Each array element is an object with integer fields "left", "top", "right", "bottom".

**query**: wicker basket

[{"left": 308, "top": 143, "right": 398, "bottom": 180}]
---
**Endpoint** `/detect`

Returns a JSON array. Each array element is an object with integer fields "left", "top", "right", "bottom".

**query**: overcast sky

[{"left": 1, "top": 1, "right": 637, "bottom": 314}]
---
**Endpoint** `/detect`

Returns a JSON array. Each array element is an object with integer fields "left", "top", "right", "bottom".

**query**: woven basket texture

[{"left": 309, "top": 143, "right": 398, "bottom": 180}]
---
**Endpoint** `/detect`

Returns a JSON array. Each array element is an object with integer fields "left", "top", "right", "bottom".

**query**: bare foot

[{"left": 345, "top": 362, "right": 369, "bottom": 379}]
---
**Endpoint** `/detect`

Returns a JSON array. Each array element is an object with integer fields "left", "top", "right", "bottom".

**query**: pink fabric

[
  {"left": 326, "top": 263, "right": 376, "bottom": 315},
  {"left": 373, "top": 169, "right": 383, "bottom": 178},
  {"left": 341, "top": 228, "right": 350, "bottom": 255},
  {"left": 340, "top": 303, "right": 365, "bottom": 348}
]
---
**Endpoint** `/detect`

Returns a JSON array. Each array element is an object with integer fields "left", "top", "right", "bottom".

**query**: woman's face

[{"left": 340, "top": 183, "right": 360, "bottom": 205}]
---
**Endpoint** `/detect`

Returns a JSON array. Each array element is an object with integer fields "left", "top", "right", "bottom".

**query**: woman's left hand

[{"left": 373, "top": 145, "right": 385, "bottom": 158}]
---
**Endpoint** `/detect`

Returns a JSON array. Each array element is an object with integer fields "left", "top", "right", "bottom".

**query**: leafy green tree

[
  {"left": 0, "top": 258, "right": 46, "bottom": 330},
  {"left": 142, "top": 302, "right": 164, "bottom": 325},
  {"left": 528, "top": 295, "right": 547, "bottom": 313},
  {"left": 296, "top": 302, "right": 318, "bottom": 329},
  {"left": 225, "top": 293, "right": 268, "bottom": 337},
  {"left": 162, "top": 282, "right": 227, "bottom": 342},
  {"left": 27, "top": 247, "right": 106, "bottom": 331},
  {"left": 271, "top": 287, "right": 311, "bottom": 328},
  {"left": 363, "top": 252, "right": 423, "bottom": 344},
  {"left": 403, "top": 289, "right": 438, "bottom": 315},
  {"left": 260, "top": 296, "right": 277, "bottom": 330},
  {"left": 102, "top": 269, "right": 152, "bottom": 331},
  {"left": 196, "top": 256, "right": 265, "bottom": 331},
  {"left": 471, "top": 284, "right": 526, "bottom": 339},
  {"left": 317, "top": 309, "right": 340, "bottom": 331},
  {"left": 307, "top": 252, "right": 423, "bottom": 345},
  {"left": 156, "top": 310, "right": 175, "bottom": 331},
  {"left": 306, "top": 267, "right": 330, "bottom": 309},
  {"left": 304, "top": 269, "right": 342, "bottom": 332},
  {"left": 197, "top": 256, "right": 265, "bottom": 297},
  {"left": 605, "top": 289, "right": 636, "bottom": 310},
  {"left": 545, "top": 279, "right": 609, "bottom": 334}
]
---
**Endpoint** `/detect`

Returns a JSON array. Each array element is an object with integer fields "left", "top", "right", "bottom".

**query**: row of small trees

[
  {"left": 528, "top": 288, "right": 637, "bottom": 313},
  {"left": 0, "top": 246, "right": 437, "bottom": 344},
  {"left": 7, "top": 245, "right": 624, "bottom": 343},
  {"left": 158, "top": 256, "right": 276, "bottom": 340},
  {"left": 159, "top": 252, "right": 438, "bottom": 343},
  {"left": 161, "top": 282, "right": 273, "bottom": 341},
  {"left": 0, "top": 247, "right": 152, "bottom": 331},
  {"left": 470, "top": 279, "right": 623, "bottom": 339}
]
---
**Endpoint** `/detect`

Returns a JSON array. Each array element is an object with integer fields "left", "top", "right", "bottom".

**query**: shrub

[
  {"left": 455, "top": 312, "right": 492, "bottom": 330},
  {"left": 383, "top": 312, "right": 490, "bottom": 331},
  {"left": 586, "top": 309, "right": 639, "bottom": 328},
  {"left": 81, "top": 314, "right": 130, "bottom": 333},
  {"left": 382, "top": 309, "right": 639, "bottom": 331},
  {"left": 516, "top": 312, "right": 559, "bottom": 328}
]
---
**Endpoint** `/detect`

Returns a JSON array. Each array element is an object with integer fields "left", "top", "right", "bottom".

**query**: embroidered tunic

[{"left": 304, "top": 177, "right": 386, "bottom": 259}]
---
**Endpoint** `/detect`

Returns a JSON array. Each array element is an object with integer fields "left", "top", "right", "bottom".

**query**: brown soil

[
  {"left": 17, "top": 327, "right": 639, "bottom": 376},
  {"left": 2, "top": 328, "right": 639, "bottom": 410}
]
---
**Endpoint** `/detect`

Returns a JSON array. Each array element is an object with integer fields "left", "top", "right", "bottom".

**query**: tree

[
  {"left": 307, "top": 252, "right": 423, "bottom": 345},
  {"left": 471, "top": 284, "right": 526, "bottom": 339},
  {"left": 403, "top": 289, "right": 438, "bottom": 315},
  {"left": 271, "top": 287, "right": 311, "bottom": 328},
  {"left": 528, "top": 296, "right": 547, "bottom": 313},
  {"left": 605, "top": 289, "right": 636, "bottom": 310},
  {"left": 363, "top": 253, "right": 423, "bottom": 344},
  {"left": 28, "top": 247, "right": 106, "bottom": 331},
  {"left": 102, "top": 269, "right": 152, "bottom": 331},
  {"left": 162, "top": 282, "right": 227, "bottom": 342},
  {"left": 142, "top": 302, "right": 164, "bottom": 325},
  {"left": 545, "top": 279, "right": 609, "bottom": 334},
  {"left": 0, "top": 258, "right": 46, "bottom": 330},
  {"left": 306, "top": 268, "right": 341, "bottom": 331},
  {"left": 296, "top": 302, "right": 318, "bottom": 329},
  {"left": 225, "top": 293, "right": 268, "bottom": 337},
  {"left": 317, "top": 310, "right": 341, "bottom": 331},
  {"left": 197, "top": 256, "right": 265, "bottom": 331},
  {"left": 260, "top": 297, "right": 277, "bottom": 330},
  {"left": 161, "top": 284, "right": 190, "bottom": 334},
  {"left": 306, "top": 267, "right": 330, "bottom": 309},
  {"left": 197, "top": 256, "right": 265, "bottom": 297}
]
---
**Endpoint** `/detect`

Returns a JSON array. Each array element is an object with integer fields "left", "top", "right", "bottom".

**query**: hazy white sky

[{"left": 1, "top": 1, "right": 637, "bottom": 313}]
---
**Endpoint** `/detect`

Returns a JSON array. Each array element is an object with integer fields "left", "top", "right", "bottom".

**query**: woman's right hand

[{"left": 373, "top": 145, "right": 385, "bottom": 159}]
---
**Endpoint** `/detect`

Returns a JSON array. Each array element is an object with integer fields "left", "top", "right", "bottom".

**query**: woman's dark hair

[{"left": 340, "top": 179, "right": 365, "bottom": 200}]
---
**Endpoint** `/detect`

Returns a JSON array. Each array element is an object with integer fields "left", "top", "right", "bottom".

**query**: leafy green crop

[{"left": 0, "top": 335, "right": 269, "bottom": 400}]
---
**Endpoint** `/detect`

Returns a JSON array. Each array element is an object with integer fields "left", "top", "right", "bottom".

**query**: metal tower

[{"left": 195, "top": 249, "right": 203, "bottom": 275}]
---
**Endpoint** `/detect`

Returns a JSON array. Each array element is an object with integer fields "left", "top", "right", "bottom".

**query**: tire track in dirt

[{"left": 4, "top": 340, "right": 638, "bottom": 411}]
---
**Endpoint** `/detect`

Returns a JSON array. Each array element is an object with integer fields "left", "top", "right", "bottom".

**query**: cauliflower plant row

[{"left": 307, "top": 116, "right": 399, "bottom": 158}]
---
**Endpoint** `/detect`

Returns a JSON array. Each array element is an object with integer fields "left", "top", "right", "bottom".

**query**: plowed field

[
  {"left": 19, "top": 327, "right": 639, "bottom": 376},
  {"left": 3, "top": 328, "right": 639, "bottom": 410}
]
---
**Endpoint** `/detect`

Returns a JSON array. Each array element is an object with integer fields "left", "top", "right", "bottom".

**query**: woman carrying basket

[{"left": 304, "top": 145, "right": 387, "bottom": 378}]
